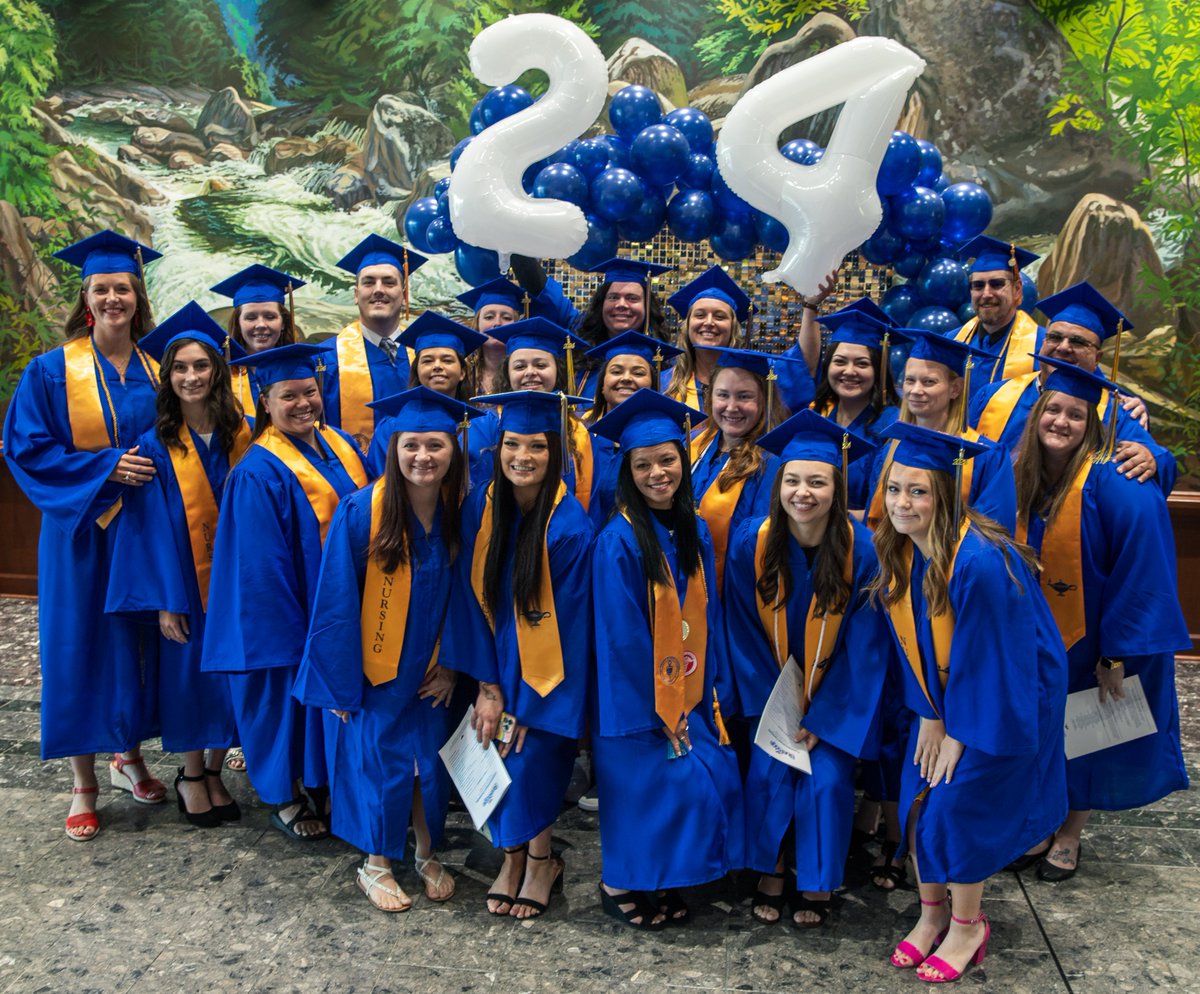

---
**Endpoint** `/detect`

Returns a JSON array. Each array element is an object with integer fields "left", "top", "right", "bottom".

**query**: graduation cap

[
  {"left": 958, "top": 235, "right": 1039, "bottom": 276},
  {"left": 902, "top": 327, "right": 988, "bottom": 378},
  {"left": 881, "top": 420, "right": 990, "bottom": 474},
  {"left": 477, "top": 389, "right": 578, "bottom": 435},
  {"left": 694, "top": 345, "right": 809, "bottom": 429},
  {"left": 368, "top": 385, "right": 486, "bottom": 434},
  {"left": 1037, "top": 281, "right": 1131, "bottom": 343},
  {"left": 842, "top": 296, "right": 895, "bottom": 328},
  {"left": 336, "top": 234, "right": 427, "bottom": 277},
  {"left": 585, "top": 330, "right": 684, "bottom": 380},
  {"left": 666, "top": 266, "right": 753, "bottom": 323},
  {"left": 53, "top": 229, "right": 162, "bottom": 281},
  {"left": 589, "top": 257, "right": 673, "bottom": 286},
  {"left": 1036, "top": 354, "right": 1120, "bottom": 407},
  {"left": 397, "top": 311, "right": 487, "bottom": 357},
  {"left": 757, "top": 408, "right": 875, "bottom": 506},
  {"left": 490, "top": 317, "right": 588, "bottom": 357},
  {"left": 138, "top": 300, "right": 244, "bottom": 364},
  {"left": 229, "top": 343, "right": 328, "bottom": 387},
  {"left": 587, "top": 388, "right": 704, "bottom": 453},
  {"left": 211, "top": 264, "right": 307, "bottom": 309},
  {"left": 456, "top": 278, "right": 532, "bottom": 318}
]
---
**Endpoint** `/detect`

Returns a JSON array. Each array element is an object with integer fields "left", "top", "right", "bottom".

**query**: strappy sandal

[
  {"left": 917, "top": 911, "right": 990, "bottom": 983},
  {"left": 269, "top": 798, "right": 330, "bottom": 841},
  {"left": 65, "top": 785, "right": 100, "bottom": 842},
  {"left": 109, "top": 751, "right": 167, "bottom": 804},
  {"left": 791, "top": 893, "right": 834, "bottom": 929},
  {"left": 751, "top": 871, "right": 787, "bottom": 924},
  {"left": 871, "top": 840, "right": 908, "bottom": 891},
  {"left": 486, "top": 844, "right": 526, "bottom": 915},
  {"left": 415, "top": 851, "right": 455, "bottom": 902},
  {"left": 890, "top": 896, "right": 950, "bottom": 969},
  {"left": 657, "top": 888, "right": 691, "bottom": 925},
  {"left": 224, "top": 748, "right": 246, "bottom": 772},
  {"left": 204, "top": 767, "right": 241, "bottom": 821},
  {"left": 599, "top": 884, "right": 665, "bottom": 931},
  {"left": 357, "top": 861, "right": 412, "bottom": 913},
  {"left": 511, "top": 850, "right": 564, "bottom": 919}
]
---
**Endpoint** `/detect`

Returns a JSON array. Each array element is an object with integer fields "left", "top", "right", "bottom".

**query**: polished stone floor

[{"left": 1, "top": 596, "right": 1197, "bottom": 994}]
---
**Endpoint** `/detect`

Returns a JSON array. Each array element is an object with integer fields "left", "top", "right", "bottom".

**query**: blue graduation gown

[
  {"left": 661, "top": 348, "right": 815, "bottom": 414},
  {"left": 816, "top": 403, "right": 899, "bottom": 510},
  {"left": 367, "top": 408, "right": 500, "bottom": 492},
  {"left": 293, "top": 487, "right": 454, "bottom": 857},
  {"left": 725, "top": 517, "right": 890, "bottom": 888},
  {"left": 586, "top": 433, "right": 621, "bottom": 528},
  {"left": 1026, "top": 462, "right": 1190, "bottom": 811},
  {"left": 591, "top": 514, "right": 744, "bottom": 890},
  {"left": 200, "top": 428, "right": 362, "bottom": 804},
  {"left": 890, "top": 529, "right": 1068, "bottom": 884},
  {"left": 440, "top": 485, "right": 594, "bottom": 846},
  {"left": 319, "top": 332, "right": 411, "bottom": 436},
  {"left": 962, "top": 316, "right": 1046, "bottom": 397},
  {"left": 969, "top": 377, "right": 1177, "bottom": 495},
  {"left": 105, "top": 426, "right": 238, "bottom": 753},
  {"left": 2, "top": 343, "right": 160, "bottom": 759}
]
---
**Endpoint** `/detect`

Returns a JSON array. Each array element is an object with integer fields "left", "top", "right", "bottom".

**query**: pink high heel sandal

[
  {"left": 890, "top": 896, "right": 951, "bottom": 969},
  {"left": 917, "top": 911, "right": 990, "bottom": 983}
]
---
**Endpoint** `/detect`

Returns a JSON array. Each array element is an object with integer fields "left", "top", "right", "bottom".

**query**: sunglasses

[
  {"left": 1044, "top": 331, "right": 1099, "bottom": 350},
  {"left": 968, "top": 278, "right": 1013, "bottom": 292}
]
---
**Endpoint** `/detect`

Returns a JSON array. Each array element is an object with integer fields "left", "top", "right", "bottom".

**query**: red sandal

[
  {"left": 109, "top": 752, "right": 167, "bottom": 804},
  {"left": 65, "top": 785, "right": 100, "bottom": 842}
]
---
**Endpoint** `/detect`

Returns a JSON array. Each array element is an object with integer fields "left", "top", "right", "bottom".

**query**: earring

[{"left": 85, "top": 308, "right": 95, "bottom": 327}]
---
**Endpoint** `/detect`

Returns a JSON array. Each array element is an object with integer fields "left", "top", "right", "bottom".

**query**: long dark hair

[
  {"left": 155, "top": 338, "right": 244, "bottom": 454},
  {"left": 585, "top": 353, "right": 661, "bottom": 423},
  {"left": 483, "top": 431, "right": 565, "bottom": 618},
  {"left": 65, "top": 273, "right": 155, "bottom": 341},
  {"left": 812, "top": 342, "right": 898, "bottom": 423},
  {"left": 407, "top": 348, "right": 471, "bottom": 401},
  {"left": 576, "top": 280, "right": 668, "bottom": 347},
  {"left": 614, "top": 440, "right": 702, "bottom": 586},
  {"left": 225, "top": 302, "right": 297, "bottom": 350},
  {"left": 368, "top": 430, "right": 464, "bottom": 573},
  {"left": 492, "top": 350, "right": 569, "bottom": 394},
  {"left": 756, "top": 463, "right": 852, "bottom": 616}
]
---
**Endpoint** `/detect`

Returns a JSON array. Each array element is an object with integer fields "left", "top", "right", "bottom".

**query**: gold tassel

[
  {"left": 653, "top": 345, "right": 664, "bottom": 385},
  {"left": 880, "top": 330, "right": 891, "bottom": 400},
  {"left": 952, "top": 442, "right": 965, "bottom": 532},
  {"left": 765, "top": 363, "right": 778, "bottom": 432},
  {"left": 960, "top": 356, "right": 973, "bottom": 433},
  {"left": 1110, "top": 318, "right": 1124, "bottom": 384},
  {"left": 459, "top": 412, "right": 471, "bottom": 496},
  {"left": 564, "top": 334, "right": 576, "bottom": 395},
  {"left": 643, "top": 274, "right": 652, "bottom": 335},
  {"left": 402, "top": 248, "right": 410, "bottom": 322},
  {"left": 522, "top": 290, "right": 531, "bottom": 320},
  {"left": 315, "top": 354, "right": 326, "bottom": 428},
  {"left": 559, "top": 392, "right": 571, "bottom": 470},
  {"left": 841, "top": 432, "right": 850, "bottom": 508},
  {"left": 286, "top": 281, "right": 295, "bottom": 330}
]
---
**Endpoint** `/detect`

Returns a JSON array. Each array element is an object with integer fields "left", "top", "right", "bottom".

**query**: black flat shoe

[
  {"left": 204, "top": 767, "right": 241, "bottom": 821},
  {"left": 1006, "top": 841, "right": 1052, "bottom": 873},
  {"left": 1037, "top": 841, "right": 1082, "bottom": 882},
  {"left": 600, "top": 885, "right": 665, "bottom": 931}
]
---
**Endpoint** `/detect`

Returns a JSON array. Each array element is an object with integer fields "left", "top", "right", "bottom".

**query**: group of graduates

[{"left": 3, "top": 225, "right": 1189, "bottom": 984}]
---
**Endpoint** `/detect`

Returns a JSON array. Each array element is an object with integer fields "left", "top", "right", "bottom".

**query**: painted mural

[{"left": 1, "top": 0, "right": 1196, "bottom": 482}]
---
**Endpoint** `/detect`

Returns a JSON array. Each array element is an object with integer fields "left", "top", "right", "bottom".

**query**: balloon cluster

[{"left": 404, "top": 85, "right": 999, "bottom": 301}]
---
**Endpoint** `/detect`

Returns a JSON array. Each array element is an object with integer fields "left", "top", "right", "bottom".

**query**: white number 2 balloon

[
  {"left": 716, "top": 38, "right": 926, "bottom": 296},
  {"left": 449, "top": 14, "right": 608, "bottom": 270}
]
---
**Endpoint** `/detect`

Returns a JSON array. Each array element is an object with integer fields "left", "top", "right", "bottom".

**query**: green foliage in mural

[
  {"left": 258, "top": 0, "right": 596, "bottom": 136},
  {"left": 48, "top": 0, "right": 241, "bottom": 90},
  {"left": 694, "top": 0, "right": 868, "bottom": 77},
  {"left": 592, "top": 0, "right": 704, "bottom": 81},
  {"left": 0, "top": 0, "right": 58, "bottom": 214}
]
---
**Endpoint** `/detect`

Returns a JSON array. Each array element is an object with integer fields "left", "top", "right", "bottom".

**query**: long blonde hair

[{"left": 1013, "top": 389, "right": 1103, "bottom": 531}]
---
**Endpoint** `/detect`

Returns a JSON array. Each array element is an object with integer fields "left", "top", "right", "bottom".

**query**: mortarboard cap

[
  {"left": 959, "top": 235, "right": 1039, "bottom": 275},
  {"left": 210, "top": 264, "right": 307, "bottom": 308},
  {"left": 1037, "top": 281, "right": 1132, "bottom": 342},
  {"left": 585, "top": 330, "right": 683, "bottom": 366},
  {"left": 336, "top": 234, "right": 428, "bottom": 277},
  {"left": 230, "top": 343, "right": 327, "bottom": 387},
  {"left": 1034, "top": 354, "right": 1120, "bottom": 407},
  {"left": 490, "top": 317, "right": 589, "bottom": 357},
  {"left": 843, "top": 296, "right": 895, "bottom": 328},
  {"left": 587, "top": 388, "right": 703, "bottom": 452},
  {"left": 53, "top": 229, "right": 162, "bottom": 280},
  {"left": 903, "top": 327, "right": 990, "bottom": 378},
  {"left": 822, "top": 307, "right": 911, "bottom": 351},
  {"left": 666, "top": 266, "right": 753, "bottom": 323},
  {"left": 478, "top": 390, "right": 587, "bottom": 436},
  {"left": 138, "top": 301, "right": 244, "bottom": 363},
  {"left": 456, "top": 278, "right": 527, "bottom": 315},
  {"left": 757, "top": 408, "right": 875, "bottom": 467},
  {"left": 694, "top": 344, "right": 807, "bottom": 380},
  {"left": 367, "top": 385, "right": 486, "bottom": 435},
  {"left": 589, "top": 257, "right": 673, "bottom": 286},
  {"left": 397, "top": 311, "right": 487, "bottom": 357},
  {"left": 880, "top": 420, "right": 989, "bottom": 475}
]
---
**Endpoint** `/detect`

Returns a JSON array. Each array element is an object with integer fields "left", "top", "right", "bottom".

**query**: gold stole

[
  {"left": 974, "top": 370, "right": 1038, "bottom": 442},
  {"left": 569, "top": 416, "right": 593, "bottom": 513},
  {"left": 232, "top": 367, "right": 256, "bottom": 416},
  {"left": 866, "top": 430, "right": 978, "bottom": 531},
  {"left": 254, "top": 424, "right": 368, "bottom": 542},
  {"left": 955, "top": 311, "right": 1040, "bottom": 384},
  {"left": 885, "top": 523, "right": 969, "bottom": 716},
  {"left": 753, "top": 518, "right": 855, "bottom": 711},
  {"left": 63, "top": 337, "right": 160, "bottom": 528},
  {"left": 167, "top": 420, "right": 252, "bottom": 610},
  {"left": 1016, "top": 457, "right": 1092, "bottom": 651},
  {"left": 334, "top": 324, "right": 376, "bottom": 444},
  {"left": 469, "top": 481, "right": 567, "bottom": 696},
  {"left": 674, "top": 374, "right": 702, "bottom": 410},
  {"left": 689, "top": 431, "right": 747, "bottom": 592}
]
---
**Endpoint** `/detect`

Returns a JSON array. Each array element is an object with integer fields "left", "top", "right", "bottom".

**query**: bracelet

[
  {"left": 803, "top": 301, "right": 820, "bottom": 312},
  {"left": 1100, "top": 657, "right": 1124, "bottom": 670}
]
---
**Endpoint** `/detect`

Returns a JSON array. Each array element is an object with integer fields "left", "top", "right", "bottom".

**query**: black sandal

[
  {"left": 871, "top": 839, "right": 907, "bottom": 891},
  {"left": 510, "top": 851, "right": 565, "bottom": 919},
  {"left": 750, "top": 872, "right": 787, "bottom": 924},
  {"left": 599, "top": 884, "right": 665, "bottom": 931},
  {"left": 486, "top": 845, "right": 526, "bottom": 915},
  {"left": 269, "top": 798, "right": 329, "bottom": 841},
  {"left": 1006, "top": 841, "right": 1052, "bottom": 873},
  {"left": 791, "top": 893, "right": 833, "bottom": 929},
  {"left": 204, "top": 767, "right": 241, "bottom": 822},
  {"left": 656, "top": 888, "right": 690, "bottom": 925}
]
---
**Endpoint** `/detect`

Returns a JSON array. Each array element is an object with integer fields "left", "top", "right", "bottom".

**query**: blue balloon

[
  {"left": 780, "top": 138, "right": 822, "bottom": 165},
  {"left": 677, "top": 152, "right": 715, "bottom": 191},
  {"left": 664, "top": 107, "right": 714, "bottom": 153},
  {"left": 1019, "top": 272, "right": 1039, "bottom": 315},
  {"left": 533, "top": 162, "right": 590, "bottom": 207},
  {"left": 933, "top": 175, "right": 949, "bottom": 193},
  {"left": 469, "top": 101, "right": 486, "bottom": 136},
  {"left": 425, "top": 216, "right": 458, "bottom": 254},
  {"left": 435, "top": 191, "right": 450, "bottom": 221},
  {"left": 609, "top": 85, "right": 662, "bottom": 142},
  {"left": 480, "top": 85, "right": 533, "bottom": 128},
  {"left": 590, "top": 167, "right": 645, "bottom": 222},
  {"left": 958, "top": 300, "right": 977, "bottom": 323},
  {"left": 711, "top": 215, "right": 756, "bottom": 262},
  {"left": 630, "top": 124, "right": 690, "bottom": 187},
  {"left": 547, "top": 140, "right": 580, "bottom": 165},
  {"left": 941, "top": 182, "right": 993, "bottom": 243},
  {"left": 603, "top": 136, "right": 632, "bottom": 170},
  {"left": 449, "top": 137, "right": 472, "bottom": 171},
  {"left": 908, "top": 305, "right": 961, "bottom": 334},
  {"left": 455, "top": 243, "right": 502, "bottom": 286},
  {"left": 861, "top": 228, "right": 905, "bottom": 266},
  {"left": 666, "top": 190, "right": 717, "bottom": 243},
  {"left": 915, "top": 139, "right": 943, "bottom": 188},
  {"left": 755, "top": 211, "right": 789, "bottom": 253},
  {"left": 889, "top": 342, "right": 911, "bottom": 385},
  {"left": 433, "top": 177, "right": 451, "bottom": 199},
  {"left": 403, "top": 196, "right": 439, "bottom": 254},
  {"left": 894, "top": 250, "right": 928, "bottom": 279},
  {"left": 567, "top": 212, "right": 618, "bottom": 271},
  {"left": 892, "top": 185, "right": 945, "bottom": 242},
  {"left": 522, "top": 158, "right": 549, "bottom": 195},
  {"left": 877, "top": 131, "right": 922, "bottom": 196},
  {"left": 881, "top": 283, "right": 921, "bottom": 326},
  {"left": 915, "top": 256, "right": 969, "bottom": 309},
  {"left": 572, "top": 138, "right": 611, "bottom": 180},
  {"left": 618, "top": 189, "right": 667, "bottom": 242},
  {"left": 712, "top": 169, "right": 754, "bottom": 218}
]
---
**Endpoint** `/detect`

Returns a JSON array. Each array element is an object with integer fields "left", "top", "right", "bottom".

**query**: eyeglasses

[
  {"left": 968, "top": 278, "right": 1013, "bottom": 292},
  {"left": 1044, "top": 331, "right": 1099, "bottom": 350}
]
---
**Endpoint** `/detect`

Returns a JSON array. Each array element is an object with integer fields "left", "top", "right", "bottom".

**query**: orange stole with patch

[
  {"left": 753, "top": 518, "right": 855, "bottom": 711},
  {"left": 866, "top": 430, "right": 978, "bottom": 531},
  {"left": 689, "top": 431, "right": 748, "bottom": 592},
  {"left": 167, "top": 420, "right": 252, "bottom": 610},
  {"left": 254, "top": 424, "right": 367, "bottom": 542},
  {"left": 885, "top": 523, "right": 969, "bottom": 716},
  {"left": 955, "top": 311, "right": 1040, "bottom": 384},
  {"left": 469, "top": 481, "right": 567, "bottom": 697}
]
